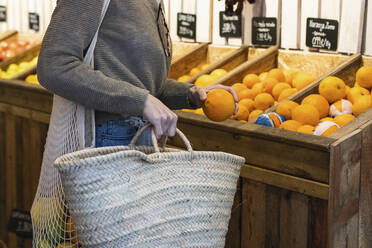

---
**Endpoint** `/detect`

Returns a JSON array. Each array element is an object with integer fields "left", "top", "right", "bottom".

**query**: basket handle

[{"left": 130, "top": 123, "right": 194, "bottom": 153}]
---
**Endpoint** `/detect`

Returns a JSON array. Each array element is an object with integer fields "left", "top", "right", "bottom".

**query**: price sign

[
  {"left": 29, "top": 12, "right": 40, "bottom": 32},
  {"left": 177, "top": 13, "right": 196, "bottom": 39},
  {"left": 306, "top": 18, "right": 338, "bottom": 51},
  {"left": 219, "top": 12, "right": 242, "bottom": 38},
  {"left": 0, "top": 6, "right": 6, "bottom": 22},
  {"left": 252, "top": 17, "right": 277, "bottom": 46},
  {"left": 7, "top": 209, "right": 33, "bottom": 239}
]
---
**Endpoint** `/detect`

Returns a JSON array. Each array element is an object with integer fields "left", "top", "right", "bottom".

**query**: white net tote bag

[
  {"left": 53, "top": 124, "right": 245, "bottom": 248},
  {"left": 31, "top": 0, "right": 111, "bottom": 247}
]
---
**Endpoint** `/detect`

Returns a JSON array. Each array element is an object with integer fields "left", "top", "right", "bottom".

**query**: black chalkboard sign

[
  {"left": 219, "top": 12, "right": 242, "bottom": 38},
  {"left": 306, "top": 18, "right": 338, "bottom": 51},
  {"left": 252, "top": 17, "right": 277, "bottom": 46},
  {"left": 0, "top": 6, "right": 6, "bottom": 22},
  {"left": 7, "top": 209, "right": 33, "bottom": 239},
  {"left": 29, "top": 12, "right": 40, "bottom": 32},
  {"left": 177, "top": 13, "right": 196, "bottom": 39}
]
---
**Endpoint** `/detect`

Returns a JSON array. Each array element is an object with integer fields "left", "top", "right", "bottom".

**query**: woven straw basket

[{"left": 54, "top": 125, "right": 245, "bottom": 248}]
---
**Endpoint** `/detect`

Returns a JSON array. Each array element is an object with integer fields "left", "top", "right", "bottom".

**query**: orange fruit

[
  {"left": 248, "top": 109, "right": 263, "bottom": 121},
  {"left": 301, "top": 94, "right": 330, "bottom": 118},
  {"left": 182, "top": 109, "right": 195, "bottom": 113},
  {"left": 356, "top": 66, "right": 372, "bottom": 88},
  {"left": 261, "top": 78, "right": 279, "bottom": 95},
  {"left": 231, "top": 103, "right": 249, "bottom": 121},
  {"left": 195, "top": 108, "right": 204, "bottom": 115},
  {"left": 195, "top": 74, "right": 215, "bottom": 87},
  {"left": 190, "top": 67, "right": 201, "bottom": 77},
  {"left": 329, "top": 99, "right": 353, "bottom": 117},
  {"left": 297, "top": 125, "right": 315, "bottom": 134},
  {"left": 320, "top": 117, "right": 334, "bottom": 122},
  {"left": 268, "top": 68, "right": 285, "bottom": 82},
  {"left": 276, "top": 100, "right": 299, "bottom": 120},
  {"left": 238, "top": 88, "right": 256, "bottom": 101},
  {"left": 292, "top": 104, "right": 320, "bottom": 126},
  {"left": 252, "top": 82, "right": 264, "bottom": 94},
  {"left": 203, "top": 89, "right": 235, "bottom": 121},
  {"left": 278, "top": 88, "right": 298, "bottom": 102},
  {"left": 232, "top": 83, "right": 247, "bottom": 94},
  {"left": 66, "top": 217, "right": 78, "bottom": 244},
  {"left": 243, "top": 73, "right": 260, "bottom": 88},
  {"left": 259, "top": 72, "right": 269, "bottom": 81},
  {"left": 293, "top": 72, "right": 315, "bottom": 90},
  {"left": 352, "top": 95, "right": 372, "bottom": 116},
  {"left": 333, "top": 114, "right": 355, "bottom": 127},
  {"left": 279, "top": 120, "right": 302, "bottom": 132},
  {"left": 346, "top": 86, "right": 370, "bottom": 103},
  {"left": 210, "top": 68, "right": 228, "bottom": 79},
  {"left": 313, "top": 121, "right": 339, "bottom": 137},
  {"left": 272, "top": 83, "right": 291, "bottom": 100},
  {"left": 177, "top": 75, "right": 192, "bottom": 83},
  {"left": 199, "top": 64, "right": 210, "bottom": 71},
  {"left": 319, "top": 76, "right": 346, "bottom": 103},
  {"left": 283, "top": 69, "right": 296, "bottom": 85},
  {"left": 239, "top": 98, "right": 255, "bottom": 112},
  {"left": 254, "top": 93, "right": 275, "bottom": 110}
]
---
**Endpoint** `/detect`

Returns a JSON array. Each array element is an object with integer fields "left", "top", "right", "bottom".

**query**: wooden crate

[
  {"left": 169, "top": 43, "right": 249, "bottom": 84},
  {"left": 170, "top": 54, "right": 372, "bottom": 248},
  {"left": 171, "top": 42, "right": 204, "bottom": 62}
]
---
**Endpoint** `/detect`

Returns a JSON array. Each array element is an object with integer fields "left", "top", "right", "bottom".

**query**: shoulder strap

[{"left": 83, "top": 0, "right": 111, "bottom": 66}]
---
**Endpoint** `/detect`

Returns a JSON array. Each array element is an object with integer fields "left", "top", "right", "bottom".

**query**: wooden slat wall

[
  {"left": 280, "top": 0, "right": 301, "bottom": 49},
  {"left": 364, "top": 1, "right": 372, "bottom": 56},
  {"left": 300, "top": 0, "right": 320, "bottom": 50}
]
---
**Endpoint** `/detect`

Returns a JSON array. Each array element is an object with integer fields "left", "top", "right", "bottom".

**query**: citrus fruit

[
  {"left": 177, "top": 75, "right": 191, "bottom": 83},
  {"left": 320, "top": 117, "right": 334, "bottom": 122},
  {"left": 243, "top": 73, "right": 260, "bottom": 88},
  {"left": 231, "top": 103, "right": 249, "bottom": 121},
  {"left": 239, "top": 98, "right": 255, "bottom": 112},
  {"left": 329, "top": 99, "right": 353, "bottom": 117},
  {"left": 190, "top": 67, "right": 201, "bottom": 77},
  {"left": 293, "top": 72, "right": 315, "bottom": 90},
  {"left": 333, "top": 114, "right": 355, "bottom": 127},
  {"left": 199, "top": 64, "right": 210, "bottom": 71},
  {"left": 292, "top": 104, "right": 320, "bottom": 126},
  {"left": 313, "top": 121, "right": 340, "bottom": 137},
  {"left": 276, "top": 100, "right": 299, "bottom": 120},
  {"left": 346, "top": 86, "right": 370, "bottom": 103},
  {"left": 279, "top": 120, "right": 302, "bottom": 132},
  {"left": 248, "top": 109, "right": 263, "bottom": 121},
  {"left": 238, "top": 88, "right": 256, "bottom": 100},
  {"left": 232, "top": 83, "right": 247, "bottom": 94},
  {"left": 203, "top": 89, "right": 235, "bottom": 121},
  {"left": 210, "top": 68, "right": 228, "bottom": 79},
  {"left": 195, "top": 74, "right": 215, "bottom": 87},
  {"left": 297, "top": 125, "right": 315, "bottom": 134},
  {"left": 356, "top": 66, "right": 372, "bottom": 88},
  {"left": 261, "top": 77, "right": 279, "bottom": 94},
  {"left": 255, "top": 112, "right": 286, "bottom": 127},
  {"left": 278, "top": 88, "right": 298, "bottom": 102},
  {"left": 352, "top": 95, "right": 372, "bottom": 116},
  {"left": 283, "top": 69, "right": 296, "bottom": 85},
  {"left": 252, "top": 82, "right": 264, "bottom": 94},
  {"left": 272, "top": 83, "right": 291, "bottom": 100},
  {"left": 319, "top": 76, "right": 346, "bottom": 103},
  {"left": 254, "top": 93, "right": 275, "bottom": 110},
  {"left": 195, "top": 108, "right": 204, "bottom": 115},
  {"left": 268, "top": 68, "right": 285, "bottom": 82},
  {"left": 259, "top": 72, "right": 269, "bottom": 81},
  {"left": 301, "top": 94, "right": 330, "bottom": 118}
]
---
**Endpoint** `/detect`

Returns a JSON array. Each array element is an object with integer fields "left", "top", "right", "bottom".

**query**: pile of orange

[
  {"left": 271, "top": 66, "right": 372, "bottom": 136},
  {"left": 177, "top": 63, "right": 211, "bottom": 83},
  {"left": 177, "top": 64, "right": 229, "bottom": 88}
]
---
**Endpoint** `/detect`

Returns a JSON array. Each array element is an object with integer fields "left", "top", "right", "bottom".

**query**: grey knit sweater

[{"left": 37, "top": 0, "right": 194, "bottom": 123}]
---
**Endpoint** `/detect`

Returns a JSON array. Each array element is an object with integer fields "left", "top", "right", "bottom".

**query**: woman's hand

[
  {"left": 188, "top": 84, "right": 239, "bottom": 114},
  {"left": 143, "top": 94, "right": 178, "bottom": 142}
]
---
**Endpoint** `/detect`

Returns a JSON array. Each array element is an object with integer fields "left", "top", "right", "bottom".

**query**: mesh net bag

[{"left": 31, "top": 1, "right": 111, "bottom": 247}]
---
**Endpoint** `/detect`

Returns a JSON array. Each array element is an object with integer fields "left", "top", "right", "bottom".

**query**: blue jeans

[{"left": 95, "top": 117, "right": 152, "bottom": 147}]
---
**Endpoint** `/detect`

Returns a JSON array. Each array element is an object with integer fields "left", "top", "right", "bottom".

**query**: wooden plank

[
  {"left": 212, "top": 46, "right": 278, "bottom": 86},
  {"left": 364, "top": 0, "right": 372, "bottom": 56},
  {"left": 163, "top": 0, "right": 169, "bottom": 22},
  {"left": 0, "top": 43, "right": 40, "bottom": 71},
  {"left": 0, "top": 0, "right": 8, "bottom": 33},
  {"left": 358, "top": 121, "right": 372, "bottom": 248},
  {"left": 224, "top": 178, "right": 241, "bottom": 248},
  {"left": 5, "top": 114, "right": 18, "bottom": 248},
  {"left": 320, "top": 0, "right": 341, "bottom": 21},
  {"left": 300, "top": 0, "right": 320, "bottom": 50},
  {"left": 308, "top": 197, "right": 328, "bottom": 248},
  {"left": 0, "top": 103, "right": 51, "bottom": 124},
  {"left": 279, "top": 191, "right": 309, "bottom": 248},
  {"left": 0, "top": 30, "right": 17, "bottom": 42},
  {"left": 264, "top": 185, "right": 280, "bottom": 248},
  {"left": 169, "top": 42, "right": 208, "bottom": 79},
  {"left": 181, "top": 0, "right": 197, "bottom": 43},
  {"left": 240, "top": 164, "right": 329, "bottom": 200},
  {"left": 169, "top": 0, "right": 182, "bottom": 42},
  {"left": 241, "top": 179, "right": 266, "bottom": 247},
  {"left": 212, "top": 0, "right": 226, "bottom": 45},
  {"left": 196, "top": 0, "right": 212, "bottom": 43},
  {"left": 0, "top": 113, "right": 6, "bottom": 244},
  {"left": 329, "top": 129, "right": 361, "bottom": 248},
  {"left": 338, "top": 0, "right": 365, "bottom": 54},
  {"left": 265, "top": 0, "right": 282, "bottom": 46},
  {"left": 280, "top": 0, "right": 301, "bottom": 49}
]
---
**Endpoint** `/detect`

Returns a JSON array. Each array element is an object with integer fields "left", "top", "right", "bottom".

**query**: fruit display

[
  {"left": 253, "top": 66, "right": 372, "bottom": 137},
  {"left": 0, "top": 55, "right": 38, "bottom": 79},
  {"left": 0, "top": 36, "right": 39, "bottom": 61},
  {"left": 25, "top": 74, "right": 40, "bottom": 84}
]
